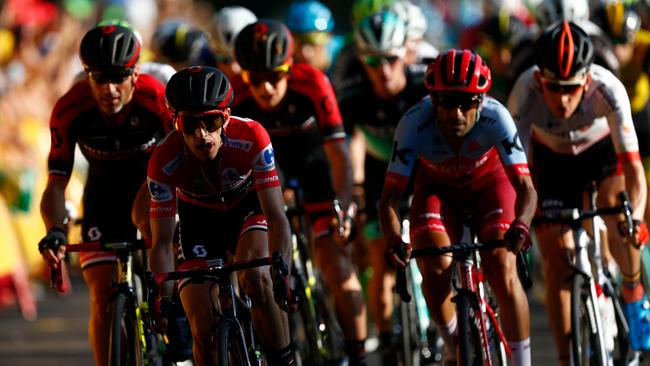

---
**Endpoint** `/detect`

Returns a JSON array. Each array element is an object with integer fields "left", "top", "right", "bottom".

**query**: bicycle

[
  {"left": 532, "top": 186, "right": 638, "bottom": 366},
  {"left": 393, "top": 218, "right": 443, "bottom": 366},
  {"left": 52, "top": 239, "right": 166, "bottom": 366},
  {"left": 284, "top": 178, "right": 347, "bottom": 366},
  {"left": 154, "top": 252, "right": 288, "bottom": 366},
  {"left": 396, "top": 226, "right": 531, "bottom": 366}
]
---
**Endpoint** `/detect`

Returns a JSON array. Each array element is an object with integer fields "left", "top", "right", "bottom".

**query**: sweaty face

[
  {"left": 360, "top": 51, "right": 407, "bottom": 99},
  {"left": 178, "top": 110, "right": 229, "bottom": 161},
  {"left": 537, "top": 70, "right": 588, "bottom": 120},
  {"left": 88, "top": 69, "right": 138, "bottom": 115},
  {"left": 243, "top": 69, "right": 289, "bottom": 111},
  {"left": 433, "top": 93, "right": 481, "bottom": 144}
]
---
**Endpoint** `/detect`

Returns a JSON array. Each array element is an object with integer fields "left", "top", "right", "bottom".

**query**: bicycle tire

[
  {"left": 456, "top": 294, "right": 482, "bottom": 366},
  {"left": 109, "top": 293, "right": 145, "bottom": 366},
  {"left": 218, "top": 318, "right": 251, "bottom": 366},
  {"left": 397, "top": 268, "right": 418, "bottom": 366},
  {"left": 314, "top": 289, "right": 346, "bottom": 363},
  {"left": 571, "top": 274, "right": 605, "bottom": 366}
]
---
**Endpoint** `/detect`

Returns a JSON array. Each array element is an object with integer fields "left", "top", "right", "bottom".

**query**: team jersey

[
  {"left": 147, "top": 116, "right": 280, "bottom": 217},
  {"left": 47, "top": 74, "right": 172, "bottom": 179},
  {"left": 508, "top": 64, "right": 640, "bottom": 160},
  {"left": 385, "top": 96, "right": 529, "bottom": 190},
  {"left": 337, "top": 63, "right": 428, "bottom": 162}
]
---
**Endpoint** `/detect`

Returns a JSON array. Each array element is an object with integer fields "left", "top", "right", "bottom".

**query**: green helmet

[{"left": 351, "top": 0, "right": 396, "bottom": 25}]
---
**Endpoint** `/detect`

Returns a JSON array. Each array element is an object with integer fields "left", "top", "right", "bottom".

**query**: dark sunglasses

[
  {"left": 242, "top": 70, "right": 289, "bottom": 87},
  {"left": 362, "top": 54, "right": 400, "bottom": 68},
  {"left": 88, "top": 70, "right": 133, "bottom": 84},
  {"left": 541, "top": 77, "right": 586, "bottom": 94},
  {"left": 434, "top": 95, "right": 482, "bottom": 111},
  {"left": 177, "top": 113, "right": 226, "bottom": 134}
]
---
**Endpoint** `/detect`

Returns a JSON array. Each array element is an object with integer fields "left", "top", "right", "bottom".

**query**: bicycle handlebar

[
  {"left": 532, "top": 192, "right": 633, "bottom": 230},
  {"left": 64, "top": 239, "right": 148, "bottom": 252},
  {"left": 395, "top": 240, "right": 506, "bottom": 303}
]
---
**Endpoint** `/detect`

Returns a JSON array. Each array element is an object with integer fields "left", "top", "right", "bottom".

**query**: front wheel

[
  {"left": 456, "top": 294, "right": 482, "bottom": 366},
  {"left": 218, "top": 319, "right": 251, "bottom": 366},
  {"left": 571, "top": 274, "right": 605, "bottom": 366},
  {"left": 109, "top": 293, "right": 145, "bottom": 366}
]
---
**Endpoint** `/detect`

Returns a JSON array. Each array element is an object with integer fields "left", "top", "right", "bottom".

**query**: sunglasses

[
  {"left": 242, "top": 63, "right": 291, "bottom": 87},
  {"left": 296, "top": 31, "right": 331, "bottom": 45},
  {"left": 541, "top": 77, "right": 587, "bottom": 94},
  {"left": 434, "top": 95, "right": 482, "bottom": 111},
  {"left": 88, "top": 70, "right": 133, "bottom": 84},
  {"left": 177, "top": 112, "right": 226, "bottom": 134},
  {"left": 361, "top": 54, "right": 400, "bottom": 68}
]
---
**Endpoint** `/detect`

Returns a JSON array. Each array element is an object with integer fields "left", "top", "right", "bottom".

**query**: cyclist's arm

[
  {"left": 507, "top": 172, "right": 537, "bottom": 227},
  {"left": 622, "top": 159, "right": 647, "bottom": 221},
  {"left": 324, "top": 139, "right": 353, "bottom": 211},
  {"left": 150, "top": 216, "right": 176, "bottom": 297},
  {"left": 349, "top": 127, "right": 366, "bottom": 186},
  {"left": 257, "top": 185, "right": 293, "bottom": 266},
  {"left": 379, "top": 181, "right": 407, "bottom": 243},
  {"left": 40, "top": 176, "right": 69, "bottom": 231}
]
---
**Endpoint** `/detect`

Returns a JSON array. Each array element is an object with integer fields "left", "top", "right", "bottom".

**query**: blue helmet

[{"left": 285, "top": 0, "right": 334, "bottom": 33}]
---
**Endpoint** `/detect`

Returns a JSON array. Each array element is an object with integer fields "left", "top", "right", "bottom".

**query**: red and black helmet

[
  {"left": 165, "top": 66, "right": 234, "bottom": 113},
  {"left": 535, "top": 21, "right": 594, "bottom": 79},
  {"left": 425, "top": 49, "right": 492, "bottom": 94},
  {"left": 234, "top": 19, "right": 293, "bottom": 72},
  {"left": 80, "top": 24, "right": 140, "bottom": 73}
]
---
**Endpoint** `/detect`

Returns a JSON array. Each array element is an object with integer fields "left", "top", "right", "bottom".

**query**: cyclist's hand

[
  {"left": 38, "top": 227, "right": 67, "bottom": 269},
  {"left": 152, "top": 295, "right": 174, "bottom": 334},
  {"left": 634, "top": 220, "right": 649, "bottom": 247},
  {"left": 331, "top": 203, "right": 357, "bottom": 245},
  {"left": 270, "top": 254, "right": 299, "bottom": 313},
  {"left": 386, "top": 236, "right": 411, "bottom": 269},
  {"left": 504, "top": 219, "right": 531, "bottom": 253}
]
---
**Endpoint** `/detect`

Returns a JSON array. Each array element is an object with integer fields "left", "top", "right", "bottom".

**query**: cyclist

[
  {"left": 148, "top": 66, "right": 295, "bottom": 366},
  {"left": 508, "top": 21, "right": 650, "bottom": 362},
  {"left": 233, "top": 20, "right": 367, "bottom": 365},
  {"left": 382, "top": 49, "right": 537, "bottom": 366},
  {"left": 151, "top": 19, "right": 213, "bottom": 71},
  {"left": 37, "top": 24, "right": 172, "bottom": 366},
  {"left": 284, "top": 0, "right": 344, "bottom": 73},
  {"left": 210, "top": 6, "right": 257, "bottom": 81},
  {"left": 337, "top": 9, "right": 429, "bottom": 363}
]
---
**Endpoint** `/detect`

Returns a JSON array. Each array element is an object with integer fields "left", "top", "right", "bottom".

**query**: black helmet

[
  {"left": 166, "top": 66, "right": 234, "bottom": 113},
  {"left": 535, "top": 21, "right": 594, "bottom": 79},
  {"left": 80, "top": 24, "right": 140, "bottom": 73},
  {"left": 151, "top": 20, "right": 210, "bottom": 64},
  {"left": 234, "top": 19, "right": 293, "bottom": 72}
]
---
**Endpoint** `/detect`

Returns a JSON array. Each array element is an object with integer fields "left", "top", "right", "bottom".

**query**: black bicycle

[
  {"left": 155, "top": 252, "right": 289, "bottom": 366},
  {"left": 284, "top": 178, "right": 346, "bottom": 366}
]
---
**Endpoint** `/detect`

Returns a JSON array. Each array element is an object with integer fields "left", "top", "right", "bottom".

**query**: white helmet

[
  {"left": 354, "top": 10, "right": 407, "bottom": 54},
  {"left": 211, "top": 6, "right": 257, "bottom": 58},
  {"left": 536, "top": 0, "right": 590, "bottom": 28},
  {"left": 391, "top": 1, "right": 427, "bottom": 41}
]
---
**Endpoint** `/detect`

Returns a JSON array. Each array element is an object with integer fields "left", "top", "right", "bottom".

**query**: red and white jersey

[
  {"left": 508, "top": 64, "right": 640, "bottom": 161},
  {"left": 147, "top": 116, "right": 280, "bottom": 217}
]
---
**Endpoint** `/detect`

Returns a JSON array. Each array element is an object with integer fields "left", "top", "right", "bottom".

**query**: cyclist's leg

[
  {"left": 179, "top": 281, "right": 218, "bottom": 365},
  {"left": 409, "top": 191, "right": 459, "bottom": 356},
  {"left": 81, "top": 262, "right": 115, "bottom": 366},
  {"left": 475, "top": 171, "right": 530, "bottom": 365},
  {"left": 236, "top": 224, "right": 293, "bottom": 366},
  {"left": 313, "top": 224, "right": 368, "bottom": 364},
  {"left": 530, "top": 141, "right": 586, "bottom": 365},
  {"left": 598, "top": 173, "right": 650, "bottom": 350}
]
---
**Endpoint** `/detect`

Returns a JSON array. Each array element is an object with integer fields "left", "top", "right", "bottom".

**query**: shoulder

[
  {"left": 132, "top": 74, "right": 169, "bottom": 114},
  {"left": 51, "top": 81, "right": 95, "bottom": 123},
  {"left": 399, "top": 97, "right": 434, "bottom": 133},
  {"left": 149, "top": 131, "right": 185, "bottom": 177},
  {"left": 588, "top": 65, "right": 629, "bottom": 108},
  {"left": 290, "top": 63, "right": 334, "bottom": 93},
  {"left": 479, "top": 97, "right": 515, "bottom": 128},
  {"left": 508, "top": 66, "right": 539, "bottom": 112},
  {"left": 224, "top": 116, "right": 270, "bottom": 148}
]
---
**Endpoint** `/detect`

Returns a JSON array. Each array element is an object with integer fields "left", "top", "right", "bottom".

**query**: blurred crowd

[{"left": 3, "top": 0, "right": 650, "bottom": 318}]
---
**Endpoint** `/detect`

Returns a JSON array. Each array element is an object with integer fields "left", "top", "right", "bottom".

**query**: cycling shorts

[
  {"left": 175, "top": 191, "right": 267, "bottom": 290},
  {"left": 409, "top": 167, "right": 516, "bottom": 244},
  {"left": 531, "top": 137, "right": 620, "bottom": 213},
  {"left": 363, "top": 154, "right": 388, "bottom": 240},
  {"left": 79, "top": 175, "right": 142, "bottom": 269}
]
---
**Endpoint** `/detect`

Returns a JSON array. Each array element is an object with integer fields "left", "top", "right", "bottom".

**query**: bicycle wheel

[
  {"left": 571, "top": 274, "right": 605, "bottom": 366},
  {"left": 456, "top": 294, "right": 482, "bottom": 366},
  {"left": 109, "top": 293, "right": 145, "bottom": 366},
  {"left": 218, "top": 319, "right": 250, "bottom": 366},
  {"left": 313, "top": 288, "right": 346, "bottom": 363},
  {"left": 482, "top": 293, "right": 508, "bottom": 366}
]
